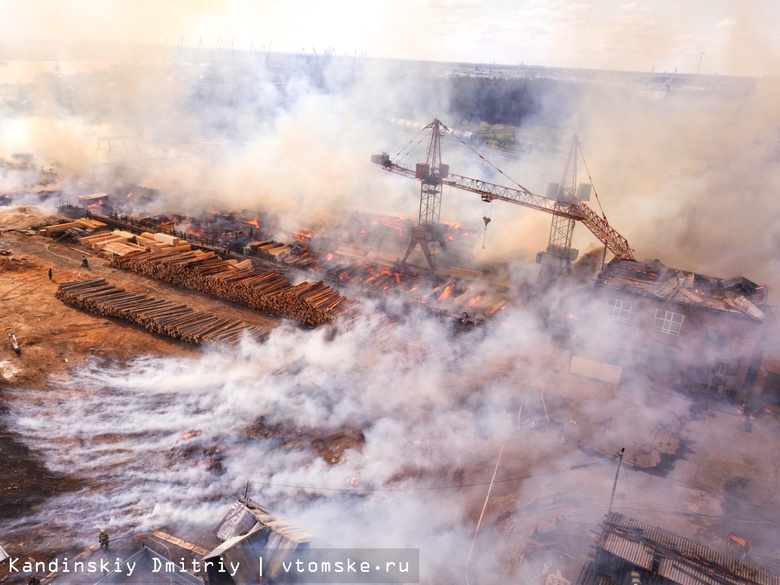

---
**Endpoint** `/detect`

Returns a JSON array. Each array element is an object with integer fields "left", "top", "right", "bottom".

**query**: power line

[{"left": 247, "top": 460, "right": 607, "bottom": 494}]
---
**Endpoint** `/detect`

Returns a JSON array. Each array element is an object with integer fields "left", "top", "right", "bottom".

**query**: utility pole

[{"left": 608, "top": 447, "right": 625, "bottom": 514}]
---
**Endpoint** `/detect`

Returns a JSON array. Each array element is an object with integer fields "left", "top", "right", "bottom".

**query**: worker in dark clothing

[
  {"left": 48, "top": 267, "right": 53, "bottom": 280},
  {"left": 82, "top": 256, "right": 89, "bottom": 268},
  {"left": 99, "top": 530, "right": 109, "bottom": 549},
  {"left": 28, "top": 577, "right": 41, "bottom": 585},
  {"left": 8, "top": 332, "right": 21, "bottom": 356}
]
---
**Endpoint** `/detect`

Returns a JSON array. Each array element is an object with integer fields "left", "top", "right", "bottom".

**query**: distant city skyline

[{"left": 2, "top": 0, "right": 779, "bottom": 77}]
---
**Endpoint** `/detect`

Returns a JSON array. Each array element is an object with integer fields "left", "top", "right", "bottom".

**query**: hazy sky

[{"left": 3, "top": 0, "right": 780, "bottom": 76}]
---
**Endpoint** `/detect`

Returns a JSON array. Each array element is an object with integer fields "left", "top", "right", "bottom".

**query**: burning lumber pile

[
  {"left": 110, "top": 249, "right": 354, "bottom": 327},
  {"left": 38, "top": 217, "right": 107, "bottom": 237},
  {"left": 248, "top": 240, "right": 293, "bottom": 258},
  {"left": 56, "top": 278, "right": 269, "bottom": 346}
]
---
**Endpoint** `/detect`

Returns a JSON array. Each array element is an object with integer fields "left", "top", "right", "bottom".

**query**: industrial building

[
  {"left": 577, "top": 512, "right": 780, "bottom": 585},
  {"left": 203, "top": 497, "right": 313, "bottom": 584},
  {"left": 582, "top": 258, "right": 774, "bottom": 402}
]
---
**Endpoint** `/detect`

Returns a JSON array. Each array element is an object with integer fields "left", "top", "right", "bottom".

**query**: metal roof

[
  {"left": 210, "top": 498, "right": 313, "bottom": 550},
  {"left": 204, "top": 502, "right": 314, "bottom": 585},
  {"left": 93, "top": 547, "right": 203, "bottom": 585},
  {"left": 597, "top": 260, "right": 767, "bottom": 321},
  {"left": 215, "top": 501, "right": 259, "bottom": 541},
  {"left": 597, "top": 513, "right": 780, "bottom": 585}
]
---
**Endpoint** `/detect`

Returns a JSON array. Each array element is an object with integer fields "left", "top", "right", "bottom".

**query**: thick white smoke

[
  {"left": 10, "top": 282, "right": 772, "bottom": 582},
  {"left": 3, "top": 11, "right": 780, "bottom": 582}
]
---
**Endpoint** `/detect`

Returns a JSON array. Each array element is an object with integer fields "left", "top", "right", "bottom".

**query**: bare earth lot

[{"left": 0, "top": 214, "right": 280, "bottom": 573}]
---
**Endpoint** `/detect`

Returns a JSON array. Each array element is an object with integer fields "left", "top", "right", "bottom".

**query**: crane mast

[
  {"left": 370, "top": 119, "right": 634, "bottom": 272},
  {"left": 537, "top": 135, "right": 583, "bottom": 279},
  {"left": 398, "top": 119, "right": 450, "bottom": 270}
]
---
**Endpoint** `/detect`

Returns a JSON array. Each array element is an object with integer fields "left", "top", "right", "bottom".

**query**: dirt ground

[{"left": 0, "top": 210, "right": 282, "bottom": 569}]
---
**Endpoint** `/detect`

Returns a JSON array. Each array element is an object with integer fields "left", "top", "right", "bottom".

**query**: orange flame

[
  {"left": 467, "top": 294, "right": 483, "bottom": 308},
  {"left": 438, "top": 284, "right": 454, "bottom": 301}
]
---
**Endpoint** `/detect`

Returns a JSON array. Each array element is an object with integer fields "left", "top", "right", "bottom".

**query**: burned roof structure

[
  {"left": 577, "top": 512, "right": 780, "bottom": 585},
  {"left": 204, "top": 497, "right": 313, "bottom": 584},
  {"left": 597, "top": 259, "right": 768, "bottom": 322}
]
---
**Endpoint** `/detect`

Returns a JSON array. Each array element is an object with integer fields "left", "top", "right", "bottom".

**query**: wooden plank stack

[
  {"left": 110, "top": 249, "right": 354, "bottom": 327},
  {"left": 38, "top": 217, "right": 107, "bottom": 236},
  {"left": 79, "top": 229, "right": 194, "bottom": 258},
  {"left": 248, "top": 240, "right": 292, "bottom": 258},
  {"left": 79, "top": 230, "right": 146, "bottom": 257},
  {"left": 55, "top": 278, "right": 269, "bottom": 346}
]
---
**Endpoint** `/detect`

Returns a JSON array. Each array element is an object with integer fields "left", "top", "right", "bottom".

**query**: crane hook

[{"left": 482, "top": 216, "right": 491, "bottom": 250}]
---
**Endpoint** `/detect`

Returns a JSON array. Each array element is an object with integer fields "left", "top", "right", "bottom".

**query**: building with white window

[{"left": 582, "top": 258, "right": 777, "bottom": 404}]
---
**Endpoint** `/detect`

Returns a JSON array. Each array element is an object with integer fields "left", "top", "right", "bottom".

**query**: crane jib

[{"left": 370, "top": 151, "right": 635, "bottom": 262}]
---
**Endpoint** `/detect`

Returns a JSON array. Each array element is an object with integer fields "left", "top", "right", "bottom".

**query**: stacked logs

[
  {"left": 110, "top": 249, "right": 354, "bottom": 327},
  {"left": 56, "top": 278, "right": 269, "bottom": 346}
]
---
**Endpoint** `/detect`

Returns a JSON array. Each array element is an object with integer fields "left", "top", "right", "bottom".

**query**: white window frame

[
  {"left": 653, "top": 309, "right": 684, "bottom": 335},
  {"left": 605, "top": 297, "right": 632, "bottom": 322}
]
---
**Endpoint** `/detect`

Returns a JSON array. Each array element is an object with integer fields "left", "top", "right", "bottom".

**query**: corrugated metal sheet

[
  {"left": 204, "top": 517, "right": 312, "bottom": 584},
  {"left": 658, "top": 557, "right": 721, "bottom": 585},
  {"left": 599, "top": 532, "right": 653, "bottom": 569},
  {"left": 215, "top": 501, "right": 258, "bottom": 541},
  {"left": 214, "top": 497, "right": 313, "bottom": 543},
  {"left": 206, "top": 499, "right": 315, "bottom": 584},
  {"left": 204, "top": 525, "right": 263, "bottom": 560},
  {"left": 239, "top": 497, "right": 313, "bottom": 543},
  {"left": 600, "top": 513, "right": 780, "bottom": 585}
]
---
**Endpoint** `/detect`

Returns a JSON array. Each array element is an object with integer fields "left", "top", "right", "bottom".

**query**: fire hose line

[{"left": 0, "top": 277, "right": 45, "bottom": 301}]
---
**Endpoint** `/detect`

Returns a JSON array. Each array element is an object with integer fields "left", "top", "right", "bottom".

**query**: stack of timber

[
  {"left": 110, "top": 249, "right": 354, "bottom": 327},
  {"left": 56, "top": 278, "right": 268, "bottom": 346},
  {"left": 284, "top": 247, "right": 318, "bottom": 268},
  {"left": 79, "top": 229, "right": 146, "bottom": 257},
  {"left": 38, "top": 217, "right": 107, "bottom": 237},
  {"left": 79, "top": 230, "right": 193, "bottom": 258},
  {"left": 248, "top": 240, "right": 293, "bottom": 258}
]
